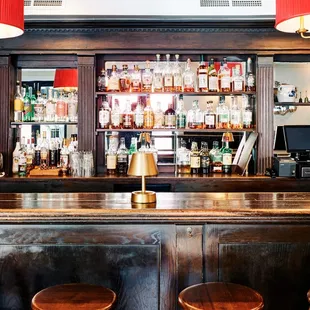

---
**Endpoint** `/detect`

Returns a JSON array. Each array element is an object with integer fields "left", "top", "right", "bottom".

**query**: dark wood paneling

[
  {"left": 205, "top": 224, "right": 310, "bottom": 310},
  {"left": 16, "top": 54, "right": 77, "bottom": 68}
]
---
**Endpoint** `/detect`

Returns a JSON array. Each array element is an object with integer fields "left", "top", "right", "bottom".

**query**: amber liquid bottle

[{"left": 164, "top": 102, "right": 176, "bottom": 129}]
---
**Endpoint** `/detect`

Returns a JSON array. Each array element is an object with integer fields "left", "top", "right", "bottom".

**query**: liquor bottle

[
  {"left": 216, "top": 96, "right": 230, "bottom": 129},
  {"left": 173, "top": 54, "right": 183, "bottom": 92},
  {"left": 190, "top": 141, "right": 200, "bottom": 175},
  {"left": 299, "top": 92, "right": 303, "bottom": 103},
  {"left": 183, "top": 59, "right": 195, "bottom": 92},
  {"left": 45, "top": 88, "right": 55, "bottom": 122},
  {"left": 119, "top": 64, "right": 131, "bottom": 92},
  {"left": 106, "top": 137, "right": 117, "bottom": 175},
  {"left": 222, "top": 136, "right": 232, "bottom": 174},
  {"left": 23, "top": 87, "right": 32, "bottom": 122},
  {"left": 208, "top": 58, "right": 218, "bottom": 92},
  {"left": 108, "top": 65, "right": 120, "bottom": 92},
  {"left": 116, "top": 137, "right": 128, "bottom": 175},
  {"left": 164, "top": 101, "right": 176, "bottom": 129},
  {"left": 245, "top": 57, "right": 256, "bottom": 92},
  {"left": 176, "top": 94, "right": 187, "bottom": 129},
  {"left": 18, "top": 137, "right": 27, "bottom": 177},
  {"left": 210, "top": 141, "right": 223, "bottom": 173},
  {"left": 305, "top": 90, "right": 309, "bottom": 103},
  {"left": 187, "top": 100, "right": 204, "bottom": 129},
  {"left": 197, "top": 55, "right": 208, "bottom": 92},
  {"left": 176, "top": 139, "right": 191, "bottom": 174},
  {"left": 68, "top": 92, "right": 78, "bottom": 122},
  {"left": 128, "top": 137, "right": 138, "bottom": 169},
  {"left": 154, "top": 101, "right": 165, "bottom": 128},
  {"left": 14, "top": 81, "right": 24, "bottom": 122},
  {"left": 33, "top": 91, "right": 45, "bottom": 122},
  {"left": 200, "top": 141, "right": 210, "bottom": 175},
  {"left": 142, "top": 60, "right": 153, "bottom": 92},
  {"left": 163, "top": 54, "right": 173, "bottom": 92},
  {"left": 34, "top": 133, "right": 41, "bottom": 167},
  {"left": 26, "top": 138, "right": 34, "bottom": 174},
  {"left": 98, "top": 96, "right": 111, "bottom": 129},
  {"left": 232, "top": 64, "right": 245, "bottom": 92},
  {"left": 55, "top": 91, "right": 67, "bottom": 122},
  {"left": 97, "top": 69, "right": 107, "bottom": 92},
  {"left": 143, "top": 95, "right": 154, "bottom": 129},
  {"left": 230, "top": 96, "right": 242, "bottom": 129},
  {"left": 131, "top": 65, "right": 142, "bottom": 92},
  {"left": 243, "top": 99, "right": 253, "bottom": 129},
  {"left": 134, "top": 100, "right": 144, "bottom": 129},
  {"left": 204, "top": 101, "right": 216, "bottom": 129},
  {"left": 111, "top": 99, "right": 122, "bottom": 129},
  {"left": 60, "top": 138, "right": 70, "bottom": 175},
  {"left": 147, "top": 137, "right": 158, "bottom": 164},
  {"left": 40, "top": 131, "right": 49, "bottom": 169},
  {"left": 49, "top": 138, "right": 58, "bottom": 168},
  {"left": 219, "top": 57, "right": 231, "bottom": 92},
  {"left": 153, "top": 54, "right": 163, "bottom": 92},
  {"left": 122, "top": 100, "right": 134, "bottom": 129},
  {"left": 12, "top": 137, "right": 21, "bottom": 175}
]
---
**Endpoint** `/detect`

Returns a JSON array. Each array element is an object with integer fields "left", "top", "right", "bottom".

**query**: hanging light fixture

[
  {"left": 0, "top": 0, "right": 24, "bottom": 39},
  {"left": 53, "top": 69, "right": 78, "bottom": 92},
  {"left": 275, "top": 0, "right": 310, "bottom": 39}
]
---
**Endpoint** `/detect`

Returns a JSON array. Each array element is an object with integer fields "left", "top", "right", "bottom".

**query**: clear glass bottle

[
  {"left": 34, "top": 91, "right": 45, "bottom": 122},
  {"left": 108, "top": 65, "right": 120, "bottom": 92},
  {"left": 134, "top": 100, "right": 144, "bottom": 129},
  {"left": 216, "top": 96, "right": 230, "bottom": 129},
  {"left": 131, "top": 65, "right": 142, "bottom": 92},
  {"left": 14, "top": 81, "right": 24, "bottom": 122},
  {"left": 232, "top": 64, "right": 245, "bottom": 92},
  {"left": 12, "top": 137, "right": 21, "bottom": 175},
  {"left": 204, "top": 100, "right": 216, "bottom": 129},
  {"left": 197, "top": 55, "right": 208, "bottom": 92},
  {"left": 176, "top": 94, "right": 187, "bottom": 129},
  {"left": 116, "top": 137, "right": 128, "bottom": 175},
  {"left": 183, "top": 58, "right": 195, "bottom": 92},
  {"left": 23, "top": 87, "right": 32, "bottom": 122},
  {"left": 45, "top": 88, "right": 55, "bottom": 122},
  {"left": 245, "top": 57, "right": 256, "bottom": 92},
  {"left": 221, "top": 136, "right": 232, "bottom": 174},
  {"left": 49, "top": 137, "right": 58, "bottom": 168},
  {"left": 60, "top": 138, "right": 70, "bottom": 176},
  {"left": 163, "top": 54, "right": 173, "bottom": 92},
  {"left": 68, "top": 92, "right": 78, "bottom": 122},
  {"left": 122, "top": 100, "right": 134, "bottom": 129},
  {"left": 187, "top": 100, "right": 204, "bottom": 129},
  {"left": 219, "top": 57, "right": 231, "bottom": 92},
  {"left": 176, "top": 139, "right": 191, "bottom": 174},
  {"left": 128, "top": 137, "right": 138, "bottom": 169},
  {"left": 153, "top": 54, "right": 163, "bottom": 92},
  {"left": 230, "top": 96, "right": 242, "bottom": 129},
  {"left": 143, "top": 95, "right": 154, "bottom": 129},
  {"left": 142, "top": 60, "right": 153, "bottom": 92},
  {"left": 97, "top": 69, "right": 107, "bottom": 92},
  {"left": 55, "top": 91, "right": 67, "bottom": 122},
  {"left": 40, "top": 131, "right": 49, "bottom": 170},
  {"left": 26, "top": 138, "right": 35, "bottom": 174},
  {"left": 147, "top": 137, "right": 158, "bottom": 164},
  {"left": 200, "top": 141, "right": 210, "bottom": 175},
  {"left": 98, "top": 96, "right": 111, "bottom": 129},
  {"left": 18, "top": 137, "right": 27, "bottom": 177},
  {"left": 119, "top": 64, "right": 131, "bottom": 92},
  {"left": 138, "top": 134, "right": 148, "bottom": 152},
  {"left": 208, "top": 58, "right": 218, "bottom": 92},
  {"left": 164, "top": 101, "right": 176, "bottom": 129},
  {"left": 106, "top": 136, "right": 117, "bottom": 175},
  {"left": 173, "top": 54, "right": 183, "bottom": 92},
  {"left": 243, "top": 98, "right": 253, "bottom": 129},
  {"left": 111, "top": 99, "right": 122, "bottom": 129},
  {"left": 154, "top": 101, "right": 165, "bottom": 128},
  {"left": 210, "top": 141, "right": 223, "bottom": 173},
  {"left": 190, "top": 141, "right": 200, "bottom": 175}
]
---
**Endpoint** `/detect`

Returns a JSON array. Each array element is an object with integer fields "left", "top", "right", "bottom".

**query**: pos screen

[{"left": 283, "top": 125, "right": 310, "bottom": 153}]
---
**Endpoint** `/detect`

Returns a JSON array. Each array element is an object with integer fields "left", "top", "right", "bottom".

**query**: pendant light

[
  {"left": 0, "top": 0, "right": 24, "bottom": 39},
  {"left": 53, "top": 69, "right": 78, "bottom": 92},
  {"left": 275, "top": 0, "right": 310, "bottom": 38}
]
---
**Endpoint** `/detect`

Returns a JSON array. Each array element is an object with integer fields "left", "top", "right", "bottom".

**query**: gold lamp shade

[
  {"left": 222, "top": 132, "right": 234, "bottom": 142},
  {"left": 127, "top": 152, "right": 158, "bottom": 204}
]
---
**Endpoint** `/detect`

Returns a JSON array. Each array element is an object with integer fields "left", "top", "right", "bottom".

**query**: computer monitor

[
  {"left": 283, "top": 125, "right": 310, "bottom": 153},
  {"left": 273, "top": 126, "right": 286, "bottom": 151}
]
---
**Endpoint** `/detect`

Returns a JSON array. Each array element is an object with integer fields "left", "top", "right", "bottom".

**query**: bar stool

[
  {"left": 178, "top": 282, "right": 264, "bottom": 310},
  {"left": 31, "top": 283, "right": 116, "bottom": 310}
]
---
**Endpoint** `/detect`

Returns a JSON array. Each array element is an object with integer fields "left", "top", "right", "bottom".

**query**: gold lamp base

[{"left": 131, "top": 191, "right": 156, "bottom": 204}]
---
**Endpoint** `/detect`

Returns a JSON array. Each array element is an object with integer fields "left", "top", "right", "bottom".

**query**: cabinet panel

[{"left": 205, "top": 224, "right": 310, "bottom": 310}]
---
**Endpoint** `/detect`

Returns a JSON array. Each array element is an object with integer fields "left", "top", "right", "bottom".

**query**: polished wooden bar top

[{"left": 0, "top": 192, "right": 309, "bottom": 223}]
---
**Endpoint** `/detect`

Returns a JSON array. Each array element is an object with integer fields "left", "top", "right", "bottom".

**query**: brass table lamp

[{"left": 127, "top": 152, "right": 158, "bottom": 204}]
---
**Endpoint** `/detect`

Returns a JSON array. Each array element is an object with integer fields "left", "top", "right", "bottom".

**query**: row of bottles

[
  {"left": 97, "top": 55, "right": 255, "bottom": 93},
  {"left": 177, "top": 136, "right": 233, "bottom": 175},
  {"left": 12, "top": 132, "right": 78, "bottom": 177},
  {"left": 14, "top": 82, "right": 78, "bottom": 123},
  {"left": 99, "top": 94, "right": 253, "bottom": 130}
]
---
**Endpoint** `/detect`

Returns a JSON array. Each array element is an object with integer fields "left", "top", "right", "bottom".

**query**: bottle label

[
  {"left": 231, "top": 111, "right": 241, "bottom": 125},
  {"left": 154, "top": 114, "right": 164, "bottom": 127},
  {"left": 144, "top": 112, "right": 154, "bottom": 128},
  {"left": 154, "top": 74, "right": 163, "bottom": 89},
  {"left": 99, "top": 110, "right": 110, "bottom": 126},
  {"left": 68, "top": 102, "right": 77, "bottom": 118},
  {"left": 190, "top": 156, "right": 200, "bottom": 168},
  {"left": 247, "top": 75, "right": 255, "bottom": 87},
  {"left": 41, "top": 149, "right": 48, "bottom": 160},
  {"left": 221, "top": 76, "right": 231, "bottom": 89},
  {"left": 106, "top": 155, "right": 116, "bottom": 169},
  {"left": 222, "top": 153, "right": 232, "bottom": 165},
  {"left": 46, "top": 103, "right": 56, "bottom": 117},
  {"left": 26, "top": 154, "right": 33, "bottom": 165},
  {"left": 184, "top": 76, "right": 194, "bottom": 88},
  {"left": 132, "top": 79, "right": 140, "bottom": 88},
  {"left": 243, "top": 111, "right": 252, "bottom": 123},
  {"left": 201, "top": 155, "right": 210, "bottom": 168},
  {"left": 123, "top": 114, "right": 133, "bottom": 127},
  {"left": 135, "top": 113, "right": 144, "bottom": 127},
  {"left": 174, "top": 75, "right": 182, "bottom": 87},
  {"left": 56, "top": 102, "right": 66, "bottom": 117},
  {"left": 111, "top": 113, "right": 121, "bottom": 127},
  {"left": 198, "top": 74, "right": 208, "bottom": 88},
  {"left": 164, "top": 115, "right": 176, "bottom": 127},
  {"left": 117, "top": 154, "right": 127, "bottom": 163},
  {"left": 176, "top": 114, "right": 186, "bottom": 128},
  {"left": 142, "top": 75, "right": 152, "bottom": 86},
  {"left": 108, "top": 78, "right": 120, "bottom": 91},
  {"left": 234, "top": 80, "right": 243, "bottom": 91},
  {"left": 177, "top": 151, "right": 190, "bottom": 164},
  {"left": 205, "top": 114, "right": 215, "bottom": 126},
  {"left": 14, "top": 99, "right": 23, "bottom": 111},
  {"left": 164, "top": 75, "right": 173, "bottom": 87},
  {"left": 219, "top": 113, "right": 229, "bottom": 123},
  {"left": 60, "top": 154, "right": 69, "bottom": 168},
  {"left": 209, "top": 76, "right": 218, "bottom": 91}
]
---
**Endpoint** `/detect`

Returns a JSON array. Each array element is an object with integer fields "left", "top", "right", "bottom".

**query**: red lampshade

[
  {"left": 53, "top": 69, "right": 78, "bottom": 90},
  {"left": 0, "top": 0, "right": 24, "bottom": 39},
  {"left": 275, "top": 0, "right": 310, "bottom": 33}
]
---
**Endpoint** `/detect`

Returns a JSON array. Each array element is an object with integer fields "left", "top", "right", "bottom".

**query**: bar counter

[{"left": 0, "top": 192, "right": 310, "bottom": 310}]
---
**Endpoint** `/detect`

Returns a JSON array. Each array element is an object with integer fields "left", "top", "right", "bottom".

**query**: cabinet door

[
  {"left": 205, "top": 224, "right": 310, "bottom": 310},
  {"left": 0, "top": 224, "right": 176, "bottom": 310}
]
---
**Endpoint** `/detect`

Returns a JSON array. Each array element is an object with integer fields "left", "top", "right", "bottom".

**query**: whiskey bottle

[
  {"left": 122, "top": 100, "right": 134, "bottom": 129},
  {"left": 163, "top": 54, "right": 174, "bottom": 92},
  {"left": 164, "top": 101, "right": 176, "bottom": 129},
  {"left": 187, "top": 100, "right": 204, "bottom": 129},
  {"left": 99, "top": 96, "right": 111, "bottom": 129},
  {"left": 108, "top": 65, "right": 120, "bottom": 92},
  {"left": 117, "top": 137, "right": 128, "bottom": 175},
  {"left": 173, "top": 54, "right": 183, "bottom": 92},
  {"left": 134, "top": 101, "right": 144, "bottom": 129},
  {"left": 190, "top": 141, "right": 200, "bottom": 175},
  {"left": 197, "top": 55, "right": 208, "bottom": 92},
  {"left": 142, "top": 60, "right": 153, "bottom": 92},
  {"left": 221, "top": 136, "right": 232, "bottom": 174},
  {"left": 111, "top": 99, "right": 122, "bottom": 129},
  {"left": 131, "top": 65, "right": 142, "bottom": 92},
  {"left": 243, "top": 99, "right": 253, "bottom": 129},
  {"left": 210, "top": 141, "right": 223, "bottom": 173},
  {"left": 245, "top": 57, "right": 256, "bottom": 92},
  {"left": 176, "top": 139, "right": 191, "bottom": 174},
  {"left": 154, "top": 101, "right": 165, "bottom": 128},
  {"left": 216, "top": 96, "right": 230, "bottom": 129},
  {"left": 232, "top": 64, "right": 245, "bottom": 92},
  {"left": 204, "top": 101, "right": 216, "bottom": 129},
  {"left": 200, "top": 141, "right": 210, "bottom": 175},
  {"left": 106, "top": 137, "right": 117, "bottom": 175},
  {"left": 219, "top": 57, "right": 231, "bottom": 92},
  {"left": 208, "top": 58, "right": 218, "bottom": 92},
  {"left": 14, "top": 81, "right": 24, "bottom": 122},
  {"left": 183, "top": 59, "right": 195, "bottom": 92},
  {"left": 230, "top": 96, "right": 242, "bottom": 129},
  {"left": 97, "top": 69, "right": 107, "bottom": 92},
  {"left": 153, "top": 54, "right": 163, "bottom": 92},
  {"left": 120, "top": 64, "right": 131, "bottom": 92},
  {"left": 176, "top": 95, "right": 187, "bottom": 129},
  {"left": 143, "top": 95, "right": 154, "bottom": 129}
]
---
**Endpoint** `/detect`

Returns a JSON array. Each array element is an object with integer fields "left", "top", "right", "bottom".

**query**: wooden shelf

[
  {"left": 96, "top": 91, "right": 256, "bottom": 96},
  {"left": 274, "top": 102, "right": 310, "bottom": 106},
  {"left": 96, "top": 128, "right": 255, "bottom": 133},
  {"left": 11, "top": 122, "right": 78, "bottom": 127}
]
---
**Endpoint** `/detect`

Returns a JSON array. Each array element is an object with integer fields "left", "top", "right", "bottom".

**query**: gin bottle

[
  {"left": 243, "top": 99, "right": 253, "bottom": 129},
  {"left": 230, "top": 96, "right": 242, "bottom": 129},
  {"left": 176, "top": 95, "right": 187, "bottom": 129},
  {"left": 153, "top": 54, "right": 163, "bottom": 92},
  {"left": 176, "top": 139, "right": 191, "bottom": 174},
  {"left": 210, "top": 141, "right": 223, "bottom": 173},
  {"left": 34, "top": 91, "right": 45, "bottom": 122},
  {"left": 163, "top": 54, "right": 173, "bottom": 92},
  {"left": 23, "top": 87, "right": 32, "bottom": 122},
  {"left": 173, "top": 54, "right": 183, "bottom": 92},
  {"left": 221, "top": 136, "right": 232, "bottom": 174},
  {"left": 216, "top": 96, "right": 230, "bottom": 129}
]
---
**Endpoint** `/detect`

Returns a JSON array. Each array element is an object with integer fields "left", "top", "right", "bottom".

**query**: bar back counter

[{"left": 0, "top": 192, "right": 309, "bottom": 310}]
